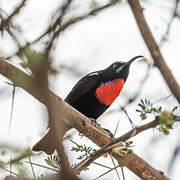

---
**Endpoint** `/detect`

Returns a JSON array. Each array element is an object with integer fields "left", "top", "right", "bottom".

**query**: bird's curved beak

[{"left": 126, "top": 55, "right": 143, "bottom": 66}]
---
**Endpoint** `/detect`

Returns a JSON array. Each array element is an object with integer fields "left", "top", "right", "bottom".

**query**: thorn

[
  {"left": 7, "top": 83, "right": 16, "bottom": 132},
  {"left": 120, "top": 105, "right": 135, "bottom": 129},
  {"left": 171, "top": 106, "right": 178, "bottom": 114},
  {"left": 114, "top": 119, "right": 120, "bottom": 137},
  {"left": 4, "top": 81, "right": 14, "bottom": 86}
]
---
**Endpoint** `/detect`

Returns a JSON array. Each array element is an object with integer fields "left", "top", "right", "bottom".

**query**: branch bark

[
  {"left": 74, "top": 115, "right": 177, "bottom": 174},
  {"left": 128, "top": 0, "right": 180, "bottom": 104},
  {"left": 0, "top": 57, "right": 169, "bottom": 180}
]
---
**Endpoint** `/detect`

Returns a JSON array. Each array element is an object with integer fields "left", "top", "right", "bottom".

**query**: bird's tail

[
  {"left": 32, "top": 124, "right": 71, "bottom": 155},
  {"left": 32, "top": 130, "right": 56, "bottom": 155}
]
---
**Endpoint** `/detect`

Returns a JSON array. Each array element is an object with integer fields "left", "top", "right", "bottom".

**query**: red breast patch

[{"left": 95, "top": 79, "right": 124, "bottom": 106}]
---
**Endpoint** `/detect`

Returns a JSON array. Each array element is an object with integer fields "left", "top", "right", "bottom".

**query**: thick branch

[
  {"left": 0, "top": 58, "right": 169, "bottom": 180},
  {"left": 128, "top": 0, "right": 180, "bottom": 103},
  {"left": 73, "top": 117, "right": 159, "bottom": 174},
  {"left": 35, "top": 56, "right": 77, "bottom": 179}
]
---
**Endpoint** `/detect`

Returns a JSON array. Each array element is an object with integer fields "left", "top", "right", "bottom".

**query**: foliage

[
  {"left": 8, "top": 148, "right": 33, "bottom": 165},
  {"left": 44, "top": 155, "right": 90, "bottom": 172},
  {"left": 112, "top": 141, "right": 133, "bottom": 156},
  {"left": 71, "top": 143, "right": 97, "bottom": 160},
  {"left": 0, "top": 146, "right": 35, "bottom": 176},
  {"left": 158, "top": 110, "right": 175, "bottom": 135},
  {"left": 19, "top": 46, "right": 47, "bottom": 75},
  {"left": 19, "top": 46, "right": 58, "bottom": 75},
  {"left": 44, "top": 141, "right": 97, "bottom": 171},
  {"left": 136, "top": 99, "right": 162, "bottom": 120},
  {"left": 44, "top": 155, "right": 61, "bottom": 170},
  {"left": 136, "top": 99, "right": 176, "bottom": 135}
]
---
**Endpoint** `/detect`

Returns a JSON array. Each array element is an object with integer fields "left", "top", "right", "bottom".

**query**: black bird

[{"left": 33, "top": 55, "right": 143, "bottom": 154}]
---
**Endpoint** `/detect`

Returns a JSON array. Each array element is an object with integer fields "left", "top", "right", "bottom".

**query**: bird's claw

[
  {"left": 103, "top": 128, "right": 114, "bottom": 138},
  {"left": 90, "top": 118, "right": 97, "bottom": 126},
  {"left": 90, "top": 119, "right": 113, "bottom": 137}
]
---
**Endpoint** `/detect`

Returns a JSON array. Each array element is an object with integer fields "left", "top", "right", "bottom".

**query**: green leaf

[
  {"left": 44, "top": 155, "right": 61, "bottom": 169},
  {"left": 136, "top": 109, "right": 142, "bottom": 112}
]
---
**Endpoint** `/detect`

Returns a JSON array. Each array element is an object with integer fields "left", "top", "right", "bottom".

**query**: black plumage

[{"left": 33, "top": 56, "right": 143, "bottom": 154}]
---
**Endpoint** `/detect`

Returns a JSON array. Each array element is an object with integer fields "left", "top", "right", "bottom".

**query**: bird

[{"left": 32, "top": 55, "right": 143, "bottom": 154}]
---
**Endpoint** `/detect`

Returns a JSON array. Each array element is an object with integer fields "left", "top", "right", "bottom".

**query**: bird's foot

[
  {"left": 90, "top": 118, "right": 113, "bottom": 137},
  {"left": 90, "top": 118, "right": 98, "bottom": 126}
]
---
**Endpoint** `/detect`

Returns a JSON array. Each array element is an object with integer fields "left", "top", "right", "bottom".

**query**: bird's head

[{"left": 102, "top": 56, "right": 143, "bottom": 82}]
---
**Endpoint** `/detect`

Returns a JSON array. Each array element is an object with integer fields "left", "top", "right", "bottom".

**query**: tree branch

[
  {"left": 128, "top": 0, "right": 180, "bottom": 104},
  {"left": 0, "top": 0, "right": 26, "bottom": 32},
  {"left": 73, "top": 117, "right": 159, "bottom": 174},
  {"left": 33, "top": 0, "right": 120, "bottom": 44},
  {"left": 45, "top": 0, "right": 73, "bottom": 55},
  {"left": 0, "top": 57, "right": 170, "bottom": 179}
]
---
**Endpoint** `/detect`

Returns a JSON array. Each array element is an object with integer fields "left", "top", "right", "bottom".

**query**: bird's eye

[{"left": 112, "top": 63, "right": 118, "bottom": 69}]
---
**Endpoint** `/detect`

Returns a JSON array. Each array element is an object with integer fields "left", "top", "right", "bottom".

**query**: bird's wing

[{"left": 64, "top": 71, "right": 102, "bottom": 104}]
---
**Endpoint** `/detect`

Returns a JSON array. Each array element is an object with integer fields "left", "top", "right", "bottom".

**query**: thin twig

[
  {"left": 160, "top": 0, "right": 179, "bottom": 47},
  {"left": 0, "top": 0, "right": 26, "bottom": 31},
  {"left": 33, "top": 0, "right": 120, "bottom": 45},
  {"left": 45, "top": 0, "right": 73, "bottom": 55},
  {"left": 0, "top": 164, "right": 18, "bottom": 176},
  {"left": 28, "top": 156, "right": 36, "bottom": 178},
  {"left": 25, "top": 161, "right": 60, "bottom": 172},
  {"left": 0, "top": 0, "right": 27, "bottom": 50},
  {"left": 120, "top": 106, "right": 135, "bottom": 128},
  {"left": 6, "top": 0, "right": 120, "bottom": 60},
  {"left": 114, "top": 119, "right": 120, "bottom": 137},
  {"left": 109, "top": 119, "right": 121, "bottom": 180},
  {"left": 94, "top": 165, "right": 120, "bottom": 180},
  {"left": 10, "top": 156, "right": 12, "bottom": 176},
  {"left": 110, "top": 155, "right": 121, "bottom": 180},
  {"left": 121, "top": 167, "right": 125, "bottom": 180},
  {"left": 153, "top": 94, "right": 172, "bottom": 104},
  {"left": 92, "top": 162, "right": 112, "bottom": 170}
]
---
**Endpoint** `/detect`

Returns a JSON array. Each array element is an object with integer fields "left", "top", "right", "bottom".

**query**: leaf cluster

[
  {"left": 19, "top": 46, "right": 58, "bottom": 76},
  {"left": 112, "top": 141, "right": 133, "bottom": 156},
  {"left": 71, "top": 144, "right": 97, "bottom": 160},
  {"left": 136, "top": 99, "right": 162, "bottom": 120},
  {"left": 19, "top": 46, "right": 47, "bottom": 75},
  {"left": 136, "top": 99, "right": 176, "bottom": 135},
  {"left": 158, "top": 110, "right": 175, "bottom": 135},
  {"left": 44, "top": 155, "right": 61, "bottom": 170},
  {"left": 0, "top": 147, "right": 34, "bottom": 176}
]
